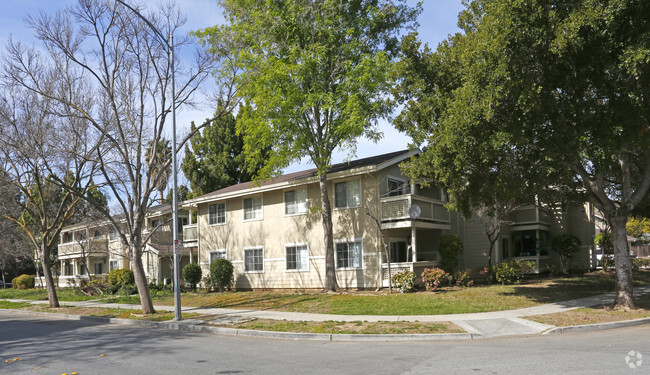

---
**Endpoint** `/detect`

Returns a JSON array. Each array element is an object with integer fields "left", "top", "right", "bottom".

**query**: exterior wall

[{"left": 197, "top": 173, "right": 383, "bottom": 289}]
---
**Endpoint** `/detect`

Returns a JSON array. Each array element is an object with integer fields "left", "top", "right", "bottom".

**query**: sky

[{"left": 0, "top": 0, "right": 465, "bottom": 177}]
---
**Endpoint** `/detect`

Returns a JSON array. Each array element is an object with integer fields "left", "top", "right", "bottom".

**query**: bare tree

[
  {"left": 0, "top": 83, "right": 99, "bottom": 307},
  {"left": 3, "top": 0, "right": 239, "bottom": 314},
  {"left": 0, "top": 169, "right": 32, "bottom": 287},
  {"left": 475, "top": 201, "right": 518, "bottom": 283}
]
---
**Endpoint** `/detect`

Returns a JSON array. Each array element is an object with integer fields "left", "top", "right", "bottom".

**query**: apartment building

[{"left": 54, "top": 149, "right": 599, "bottom": 289}]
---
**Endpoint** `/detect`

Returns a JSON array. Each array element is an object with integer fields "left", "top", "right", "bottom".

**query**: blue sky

[{"left": 1, "top": 0, "right": 464, "bottom": 175}]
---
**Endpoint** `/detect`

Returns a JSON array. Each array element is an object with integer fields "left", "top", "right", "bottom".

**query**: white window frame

[
  {"left": 209, "top": 249, "right": 227, "bottom": 264},
  {"left": 285, "top": 243, "right": 309, "bottom": 272},
  {"left": 243, "top": 196, "right": 264, "bottom": 222},
  {"left": 109, "top": 228, "right": 118, "bottom": 242},
  {"left": 335, "top": 239, "right": 363, "bottom": 270},
  {"left": 244, "top": 246, "right": 264, "bottom": 273},
  {"left": 387, "top": 175, "right": 407, "bottom": 197},
  {"left": 334, "top": 179, "right": 361, "bottom": 209},
  {"left": 93, "top": 262, "right": 104, "bottom": 275},
  {"left": 284, "top": 188, "right": 308, "bottom": 216},
  {"left": 209, "top": 202, "right": 227, "bottom": 226},
  {"left": 109, "top": 260, "right": 118, "bottom": 271}
]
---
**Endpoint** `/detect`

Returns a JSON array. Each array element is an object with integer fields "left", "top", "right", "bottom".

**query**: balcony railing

[
  {"left": 58, "top": 239, "right": 109, "bottom": 257},
  {"left": 511, "top": 206, "right": 550, "bottom": 226},
  {"left": 183, "top": 224, "right": 198, "bottom": 247},
  {"left": 380, "top": 194, "right": 449, "bottom": 223}
]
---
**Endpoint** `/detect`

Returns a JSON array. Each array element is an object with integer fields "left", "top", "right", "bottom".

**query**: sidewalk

[{"left": 6, "top": 285, "right": 650, "bottom": 338}]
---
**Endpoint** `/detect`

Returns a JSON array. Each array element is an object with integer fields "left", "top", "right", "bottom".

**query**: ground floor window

[
  {"left": 109, "top": 260, "right": 118, "bottom": 270},
  {"left": 64, "top": 261, "right": 73, "bottom": 276},
  {"left": 94, "top": 262, "right": 103, "bottom": 275},
  {"left": 244, "top": 247, "right": 264, "bottom": 272},
  {"left": 210, "top": 250, "right": 227, "bottom": 264},
  {"left": 336, "top": 240, "right": 362, "bottom": 269},
  {"left": 286, "top": 244, "right": 309, "bottom": 271}
]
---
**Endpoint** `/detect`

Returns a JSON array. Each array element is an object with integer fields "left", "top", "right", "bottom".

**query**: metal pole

[{"left": 170, "top": 33, "right": 182, "bottom": 321}]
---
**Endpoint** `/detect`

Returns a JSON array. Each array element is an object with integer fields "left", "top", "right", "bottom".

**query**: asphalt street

[{"left": 0, "top": 313, "right": 648, "bottom": 375}]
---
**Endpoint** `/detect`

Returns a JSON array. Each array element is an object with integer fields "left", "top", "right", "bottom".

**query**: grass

[
  {"left": 0, "top": 300, "right": 31, "bottom": 309},
  {"left": 530, "top": 294, "right": 650, "bottom": 327},
  {"left": 108, "top": 270, "right": 649, "bottom": 316},
  {"left": 0, "top": 288, "right": 98, "bottom": 301},
  {"left": 213, "top": 319, "right": 463, "bottom": 334}
]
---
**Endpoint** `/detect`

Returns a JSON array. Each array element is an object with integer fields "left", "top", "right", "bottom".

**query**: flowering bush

[
  {"left": 454, "top": 269, "right": 474, "bottom": 287},
  {"left": 391, "top": 269, "right": 416, "bottom": 293},
  {"left": 493, "top": 260, "right": 536, "bottom": 285},
  {"left": 421, "top": 268, "right": 449, "bottom": 291}
]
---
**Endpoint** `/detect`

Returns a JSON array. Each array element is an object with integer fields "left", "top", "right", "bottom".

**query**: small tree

[
  {"left": 439, "top": 234, "right": 463, "bottom": 275},
  {"left": 210, "top": 259, "right": 234, "bottom": 292},
  {"left": 551, "top": 234, "right": 581, "bottom": 275},
  {"left": 182, "top": 263, "right": 202, "bottom": 291}
]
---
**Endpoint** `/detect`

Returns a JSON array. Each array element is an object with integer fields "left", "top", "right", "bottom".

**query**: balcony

[
  {"left": 380, "top": 194, "right": 450, "bottom": 229},
  {"left": 183, "top": 224, "right": 198, "bottom": 247},
  {"left": 58, "top": 239, "right": 109, "bottom": 259},
  {"left": 510, "top": 205, "right": 550, "bottom": 231}
]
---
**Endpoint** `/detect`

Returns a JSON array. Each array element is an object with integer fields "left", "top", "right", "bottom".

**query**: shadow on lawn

[
  {"left": 196, "top": 292, "right": 322, "bottom": 311},
  {"left": 498, "top": 270, "right": 650, "bottom": 305}
]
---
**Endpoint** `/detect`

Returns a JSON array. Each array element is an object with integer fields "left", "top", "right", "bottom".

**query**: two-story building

[{"left": 54, "top": 149, "right": 599, "bottom": 289}]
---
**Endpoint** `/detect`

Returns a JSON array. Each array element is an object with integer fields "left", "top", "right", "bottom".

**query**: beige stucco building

[{"left": 53, "top": 149, "right": 600, "bottom": 289}]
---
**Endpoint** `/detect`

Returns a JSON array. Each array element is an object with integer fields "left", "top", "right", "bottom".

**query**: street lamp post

[{"left": 116, "top": 0, "right": 182, "bottom": 321}]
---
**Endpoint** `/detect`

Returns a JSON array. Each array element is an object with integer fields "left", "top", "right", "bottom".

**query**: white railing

[{"left": 183, "top": 224, "right": 198, "bottom": 246}]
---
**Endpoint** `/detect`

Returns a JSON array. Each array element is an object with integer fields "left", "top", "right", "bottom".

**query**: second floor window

[
  {"left": 109, "top": 228, "right": 117, "bottom": 241},
  {"left": 209, "top": 203, "right": 226, "bottom": 225},
  {"left": 285, "top": 189, "right": 307, "bottom": 215},
  {"left": 243, "top": 196, "right": 263, "bottom": 221},
  {"left": 334, "top": 180, "right": 360, "bottom": 208}
]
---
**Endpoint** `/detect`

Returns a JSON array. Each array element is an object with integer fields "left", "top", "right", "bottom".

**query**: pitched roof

[{"left": 188, "top": 149, "right": 411, "bottom": 203}]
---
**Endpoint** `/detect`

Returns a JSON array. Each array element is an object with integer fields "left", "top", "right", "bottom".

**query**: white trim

[
  {"left": 242, "top": 196, "right": 264, "bottom": 222},
  {"left": 231, "top": 260, "right": 244, "bottom": 264},
  {"left": 333, "top": 178, "right": 362, "bottom": 210},
  {"left": 334, "top": 238, "right": 363, "bottom": 270},
  {"left": 209, "top": 249, "right": 227, "bottom": 263},
  {"left": 376, "top": 149, "right": 419, "bottom": 171},
  {"left": 243, "top": 246, "right": 264, "bottom": 273},
  {"left": 309, "top": 255, "right": 326, "bottom": 260},
  {"left": 208, "top": 202, "right": 227, "bottom": 226},
  {"left": 264, "top": 258, "right": 285, "bottom": 262},
  {"left": 283, "top": 188, "right": 309, "bottom": 217},
  {"left": 285, "top": 243, "right": 310, "bottom": 272}
]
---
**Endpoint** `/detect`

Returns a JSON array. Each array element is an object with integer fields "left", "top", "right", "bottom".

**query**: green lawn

[{"left": 0, "top": 288, "right": 98, "bottom": 301}]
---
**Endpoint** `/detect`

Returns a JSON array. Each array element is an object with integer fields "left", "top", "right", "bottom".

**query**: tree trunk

[
  {"left": 40, "top": 244, "right": 60, "bottom": 308},
  {"left": 610, "top": 216, "right": 636, "bottom": 309},
  {"left": 319, "top": 174, "right": 338, "bottom": 292},
  {"left": 130, "top": 244, "right": 156, "bottom": 314}
]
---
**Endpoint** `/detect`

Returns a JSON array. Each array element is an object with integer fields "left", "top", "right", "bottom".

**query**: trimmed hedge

[{"left": 12, "top": 274, "right": 35, "bottom": 289}]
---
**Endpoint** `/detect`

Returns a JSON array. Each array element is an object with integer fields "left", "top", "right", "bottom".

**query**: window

[
  {"left": 387, "top": 178, "right": 406, "bottom": 197},
  {"left": 389, "top": 241, "right": 409, "bottom": 263},
  {"left": 109, "top": 228, "right": 117, "bottom": 242},
  {"left": 93, "top": 230, "right": 103, "bottom": 240},
  {"left": 94, "top": 262, "right": 103, "bottom": 275},
  {"left": 65, "top": 261, "right": 73, "bottom": 276},
  {"left": 243, "top": 196, "right": 263, "bottom": 221},
  {"left": 209, "top": 203, "right": 226, "bottom": 225},
  {"left": 244, "top": 247, "right": 264, "bottom": 272},
  {"left": 177, "top": 217, "right": 188, "bottom": 234},
  {"left": 286, "top": 244, "right": 309, "bottom": 271},
  {"left": 63, "top": 232, "right": 73, "bottom": 243},
  {"left": 336, "top": 240, "right": 362, "bottom": 269},
  {"left": 334, "top": 180, "right": 360, "bottom": 208},
  {"left": 151, "top": 219, "right": 163, "bottom": 231},
  {"left": 210, "top": 250, "right": 227, "bottom": 263},
  {"left": 285, "top": 189, "right": 307, "bottom": 215},
  {"left": 109, "top": 260, "right": 118, "bottom": 270}
]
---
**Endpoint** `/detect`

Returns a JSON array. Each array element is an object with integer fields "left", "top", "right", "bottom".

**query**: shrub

[
  {"left": 108, "top": 268, "right": 135, "bottom": 287},
  {"left": 493, "top": 260, "right": 535, "bottom": 285},
  {"left": 117, "top": 285, "right": 137, "bottom": 296},
  {"left": 439, "top": 234, "right": 463, "bottom": 274},
  {"left": 631, "top": 258, "right": 650, "bottom": 270},
  {"left": 391, "top": 269, "right": 416, "bottom": 293},
  {"left": 12, "top": 274, "right": 35, "bottom": 289},
  {"left": 551, "top": 234, "right": 581, "bottom": 274},
  {"left": 421, "top": 268, "right": 449, "bottom": 291},
  {"left": 599, "top": 255, "right": 613, "bottom": 271},
  {"left": 454, "top": 269, "right": 473, "bottom": 287},
  {"left": 210, "top": 259, "right": 234, "bottom": 292},
  {"left": 182, "top": 263, "right": 202, "bottom": 291}
]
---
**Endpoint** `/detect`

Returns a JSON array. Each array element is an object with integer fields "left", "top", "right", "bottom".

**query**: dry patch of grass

[
  {"left": 7, "top": 304, "right": 194, "bottom": 321},
  {"left": 530, "top": 294, "right": 650, "bottom": 327},
  {"left": 211, "top": 318, "right": 464, "bottom": 335}
]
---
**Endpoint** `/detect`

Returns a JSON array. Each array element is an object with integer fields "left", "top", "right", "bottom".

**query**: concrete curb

[
  {"left": 1, "top": 309, "right": 482, "bottom": 342},
  {"left": 542, "top": 317, "right": 650, "bottom": 335}
]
